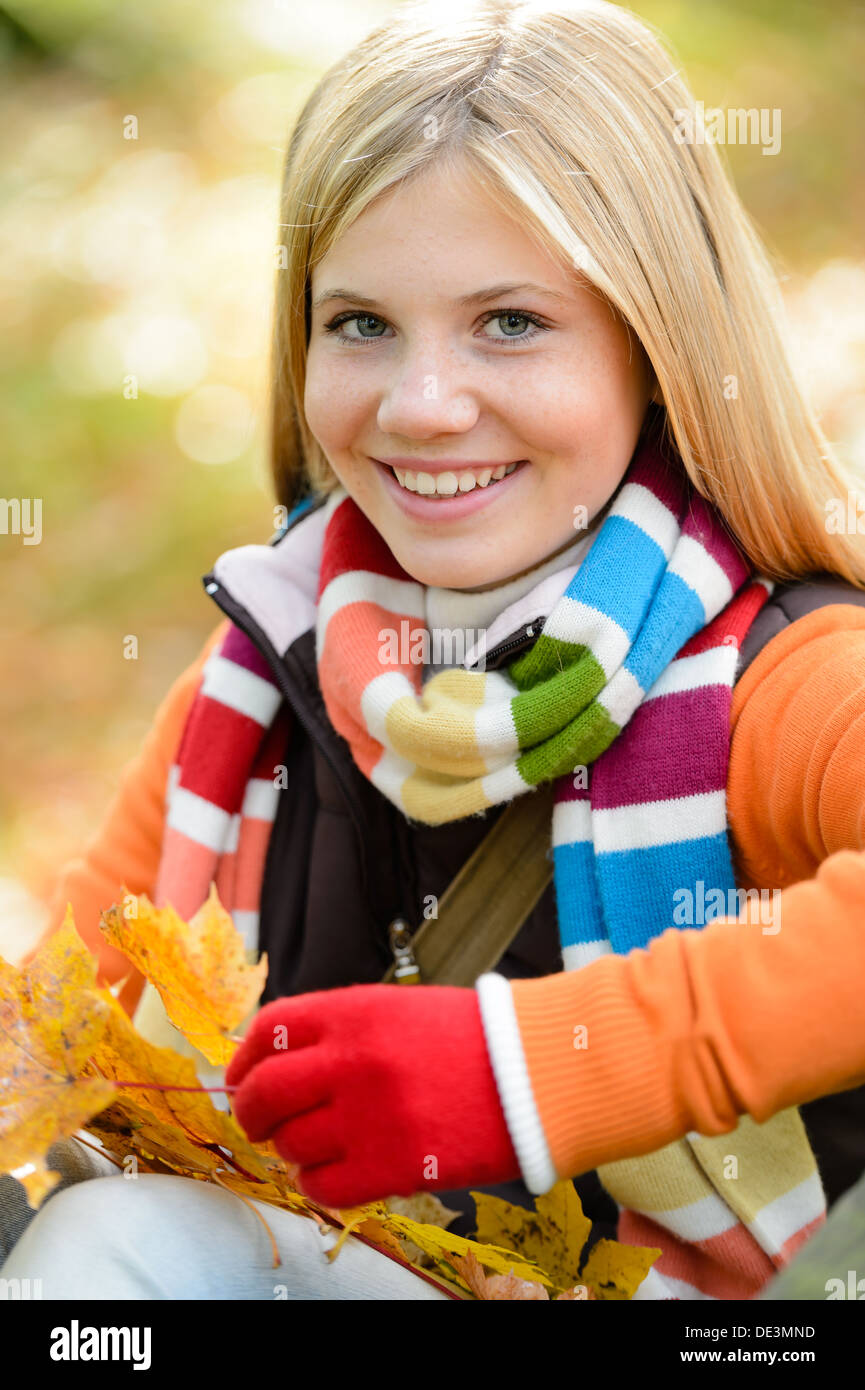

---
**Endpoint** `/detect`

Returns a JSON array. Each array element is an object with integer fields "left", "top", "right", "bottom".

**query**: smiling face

[{"left": 304, "top": 157, "right": 656, "bottom": 589}]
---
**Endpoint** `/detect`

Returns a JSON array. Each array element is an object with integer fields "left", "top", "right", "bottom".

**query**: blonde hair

[{"left": 270, "top": 0, "right": 865, "bottom": 586}]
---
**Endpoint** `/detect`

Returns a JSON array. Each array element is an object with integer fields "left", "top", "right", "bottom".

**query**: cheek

[
  {"left": 522, "top": 341, "right": 647, "bottom": 464},
  {"left": 303, "top": 352, "right": 366, "bottom": 452}
]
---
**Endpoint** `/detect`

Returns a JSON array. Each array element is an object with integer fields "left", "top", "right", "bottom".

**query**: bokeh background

[{"left": 2, "top": 0, "right": 864, "bottom": 960}]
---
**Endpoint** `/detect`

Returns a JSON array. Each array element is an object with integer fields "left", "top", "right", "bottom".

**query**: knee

[{"left": 1, "top": 1174, "right": 220, "bottom": 1298}]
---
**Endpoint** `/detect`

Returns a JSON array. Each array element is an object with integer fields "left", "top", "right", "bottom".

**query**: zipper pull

[{"left": 388, "top": 917, "right": 422, "bottom": 985}]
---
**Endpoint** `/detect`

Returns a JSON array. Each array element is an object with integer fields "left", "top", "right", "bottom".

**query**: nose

[{"left": 376, "top": 343, "right": 481, "bottom": 438}]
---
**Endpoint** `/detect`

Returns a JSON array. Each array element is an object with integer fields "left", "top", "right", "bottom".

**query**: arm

[
  {"left": 224, "top": 605, "right": 865, "bottom": 1211},
  {"left": 25, "top": 619, "right": 231, "bottom": 1016},
  {"left": 482, "top": 605, "right": 865, "bottom": 1189}
]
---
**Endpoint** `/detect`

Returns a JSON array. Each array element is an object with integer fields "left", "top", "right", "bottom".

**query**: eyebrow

[{"left": 310, "top": 281, "right": 570, "bottom": 311}]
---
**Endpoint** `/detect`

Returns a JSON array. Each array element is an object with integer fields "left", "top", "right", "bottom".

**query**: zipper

[
  {"left": 472, "top": 617, "right": 544, "bottom": 671},
  {"left": 387, "top": 917, "right": 422, "bottom": 984}
]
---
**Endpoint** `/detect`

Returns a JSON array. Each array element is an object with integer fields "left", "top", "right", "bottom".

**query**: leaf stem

[
  {"left": 210, "top": 1171, "right": 281, "bottom": 1269},
  {"left": 110, "top": 1082, "right": 237, "bottom": 1093},
  {"left": 70, "top": 1133, "right": 125, "bottom": 1170}
]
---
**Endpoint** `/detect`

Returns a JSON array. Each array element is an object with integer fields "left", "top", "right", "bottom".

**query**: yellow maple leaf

[
  {"left": 86, "top": 989, "right": 302, "bottom": 1202},
  {"left": 3, "top": 891, "right": 658, "bottom": 1297},
  {"left": 0, "top": 912, "right": 116, "bottom": 1207},
  {"left": 381, "top": 1211, "right": 554, "bottom": 1288},
  {"left": 581, "top": 1237, "right": 662, "bottom": 1301},
  {"left": 472, "top": 1180, "right": 660, "bottom": 1298},
  {"left": 99, "top": 883, "right": 268, "bottom": 1065},
  {"left": 471, "top": 1180, "right": 591, "bottom": 1292}
]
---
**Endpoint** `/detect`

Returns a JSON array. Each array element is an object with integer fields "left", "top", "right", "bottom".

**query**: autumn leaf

[
  {"left": 380, "top": 1192, "right": 462, "bottom": 1266},
  {"left": 99, "top": 883, "right": 267, "bottom": 1065},
  {"left": 451, "top": 1251, "right": 552, "bottom": 1300},
  {"left": 581, "top": 1237, "right": 662, "bottom": 1301},
  {"left": 85, "top": 989, "right": 305, "bottom": 1211},
  {"left": 471, "top": 1180, "right": 660, "bottom": 1299},
  {"left": 353, "top": 1216, "right": 409, "bottom": 1261},
  {"left": 2, "top": 890, "right": 659, "bottom": 1297},
  {"left": 0, "top": 910, "right": 115, "bottom": 1206},
  {"left": 380, "top": 1212, "right": 554, "bottom": 1289},
  {"left": 471, "top": 1180, "right": 591, "bottom": 1293}
]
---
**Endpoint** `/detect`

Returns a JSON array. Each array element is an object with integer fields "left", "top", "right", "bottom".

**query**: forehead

[{"left": 309, "top": 167, "right": 578, "bottom": 304}]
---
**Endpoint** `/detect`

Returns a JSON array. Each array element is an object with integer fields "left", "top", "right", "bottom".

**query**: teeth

[
  {"left": 391, "top": 462, "right": 522, "bottom": 496},
  {"left": 435, "top": 471, "right": 459, "bottom": 496}
]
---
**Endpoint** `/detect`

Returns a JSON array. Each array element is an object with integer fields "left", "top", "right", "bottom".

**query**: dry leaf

[
  {"left": 452, "top": 1250, "right": 551, "bottom": 1300},
  {"left": 99, "top": 883, "right": 267, "bottom": 1065},
  {"left": 472, "top": 1181, "right": 659, "bottom": 1299},
  {"left": 0, "top": 911, "right": 116, "bottom": 1206},
  {"left": 2, "top": 890, "right": 658, "bottom": 1300},
  {"left": 381, "top": 1212, "right": 554, "bottom": 1288},
  {"left": 352, "top": 1217, "right": 408, "bottom": 1260},
  {"left": 85, "top": 990, "right": 305, "bottom": 1212},
  {"left": 471, "top": 1180, "right": 591, "bottom": 1292},
  {"left": 580, "top": 1236, "right": 662, "bottom": 1301},
  {"left": 381, "top": 1191, "right": 462, "bottom": 1266}
]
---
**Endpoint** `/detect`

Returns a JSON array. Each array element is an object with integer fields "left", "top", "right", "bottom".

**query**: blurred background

[{"left": 1, "top": 0, "right": 864, "bottom": 960}]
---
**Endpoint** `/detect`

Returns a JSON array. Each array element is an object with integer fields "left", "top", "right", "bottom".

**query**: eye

[
  {"left": 323, "top": 312, "right": 390, "bottom": 345},
  {"left": 321, "top": 306, "right": 549, "bottom": 347},
  {"left": 477, "top": 309, "right": 547, "bottom": 344}
]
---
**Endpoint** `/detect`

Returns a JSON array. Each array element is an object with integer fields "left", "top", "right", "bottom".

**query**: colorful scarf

[{"left": 154, "top": 433, "right": 825, "bottom": 1299}]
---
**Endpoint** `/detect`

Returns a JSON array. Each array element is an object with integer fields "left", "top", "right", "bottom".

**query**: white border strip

[{"left": 476, "top": 972, "right": 558, "bottom": 1196}]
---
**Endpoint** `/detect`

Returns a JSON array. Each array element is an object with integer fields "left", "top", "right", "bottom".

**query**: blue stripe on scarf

[
  {"left": 560, "top": 514, "right": 670, "bottom": 640},
  {"left": 556, "top": 829, "right": 736, "bottom": 957},
  {"left": 624, "top": 572, "right": 708, "bottom": 691}
]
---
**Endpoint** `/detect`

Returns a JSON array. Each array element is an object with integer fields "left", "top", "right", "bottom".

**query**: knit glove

[{"left": 224, "top": 983, "right": 521, "bottom": 1209}]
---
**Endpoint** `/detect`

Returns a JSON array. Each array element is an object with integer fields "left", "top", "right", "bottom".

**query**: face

[{"left": 304, "top": 158, "right": 656, "bottom": 589}]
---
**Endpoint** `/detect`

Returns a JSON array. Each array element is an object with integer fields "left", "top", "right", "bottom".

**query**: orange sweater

[{"left": 33, "top": 604, "right": 865, "bottom": 1174}]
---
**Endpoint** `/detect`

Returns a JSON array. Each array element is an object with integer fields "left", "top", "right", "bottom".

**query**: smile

[{"left": 385, "top": 461, "right": 523, "bottom": 497}]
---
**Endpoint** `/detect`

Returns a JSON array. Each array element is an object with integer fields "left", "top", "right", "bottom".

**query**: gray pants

[{"left": 0, "top": 1138, "right": 449, "bottom": 1300}]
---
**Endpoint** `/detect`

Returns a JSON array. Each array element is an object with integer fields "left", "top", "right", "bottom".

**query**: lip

[{"left": 372, "top": 456, "right": 530, "bottom": 521}]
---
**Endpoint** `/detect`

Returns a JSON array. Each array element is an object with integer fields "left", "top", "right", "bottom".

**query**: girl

[{"left": 4, "top": 0, "right": 865, "bottom": 1302}]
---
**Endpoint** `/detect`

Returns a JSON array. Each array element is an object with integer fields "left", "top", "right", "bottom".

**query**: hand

[{"left": 225, "top": 982, "right": 520, "bottom": 1209}]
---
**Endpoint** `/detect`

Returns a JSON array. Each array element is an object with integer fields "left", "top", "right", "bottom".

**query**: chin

[{"left": 391, "top": 552, "right": 512, "bottom": 590}]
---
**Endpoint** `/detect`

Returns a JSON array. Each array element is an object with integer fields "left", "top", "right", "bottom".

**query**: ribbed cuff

[
  {"left": 508, "top": 957, "right": 693, "bottom": 1180},
  {"left": 475, "top": 972, "right": 558, "bottom": 1194}
]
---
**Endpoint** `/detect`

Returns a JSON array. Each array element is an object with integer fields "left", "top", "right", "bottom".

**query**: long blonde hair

[{"left": 270, "top": 0, "right": 865, "bottom": 585}]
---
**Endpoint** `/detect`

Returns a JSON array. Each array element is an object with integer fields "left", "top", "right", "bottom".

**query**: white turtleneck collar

[{"left": 423, "top": 526, "right": 599, "bottom": 679}]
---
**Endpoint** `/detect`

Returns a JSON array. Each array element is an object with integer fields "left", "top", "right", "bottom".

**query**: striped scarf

[{"left": 155, "top": 434, "right": 825, "bottom": 1299}]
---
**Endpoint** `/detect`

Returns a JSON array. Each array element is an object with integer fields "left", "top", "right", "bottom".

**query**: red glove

[{"left": 224, "top": 983, "right": 520, "bottom": 1209}]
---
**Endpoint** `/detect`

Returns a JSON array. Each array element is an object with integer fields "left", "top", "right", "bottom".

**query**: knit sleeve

[
  {"left": 477, "top": 605, "right": 865, "bottom": 1191},
  {"left": 24, "top": 619, "right": 231, "bottom": 1017}
]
